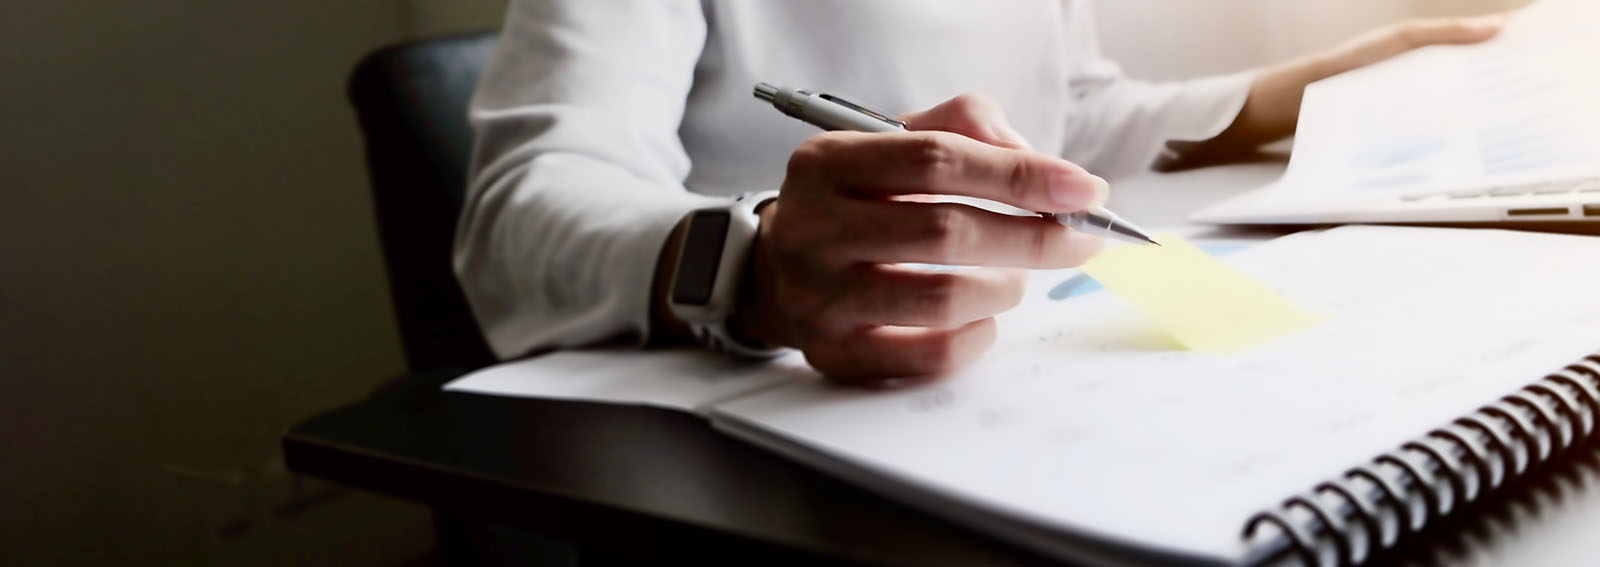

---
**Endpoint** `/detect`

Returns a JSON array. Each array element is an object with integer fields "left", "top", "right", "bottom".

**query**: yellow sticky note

[{"left": 1081, "top": 235, "right": 1320, "bottom": 353}]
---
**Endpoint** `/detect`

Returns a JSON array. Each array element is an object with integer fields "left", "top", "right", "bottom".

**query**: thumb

[{"left": 900, "top": 93, "right": 1034, "bottom": 151}]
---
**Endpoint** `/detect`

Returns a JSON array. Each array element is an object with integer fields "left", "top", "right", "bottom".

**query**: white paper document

[{"left": 1196, "top": 0, "right": 1600, "bottom": 223}]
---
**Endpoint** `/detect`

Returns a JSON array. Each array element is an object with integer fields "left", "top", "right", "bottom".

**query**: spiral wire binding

[
  {"left": 1399, "top": 425, "right": 1600, "bottom": 565},
  {"left": 1242, "top": 352, "right": 1600, "bottom": 566}
]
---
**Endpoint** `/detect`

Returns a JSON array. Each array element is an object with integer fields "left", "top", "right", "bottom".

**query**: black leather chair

[
  {"left": 348, "top": 31, "right": 499, "bottom": 373},
  {"left": 349, "top": 32, "right": 595, "bottom": 564}
]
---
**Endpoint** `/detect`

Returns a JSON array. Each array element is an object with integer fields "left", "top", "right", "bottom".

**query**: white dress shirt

[{"left": 456, "top": 0, "right": 1254, "bottom": 360}]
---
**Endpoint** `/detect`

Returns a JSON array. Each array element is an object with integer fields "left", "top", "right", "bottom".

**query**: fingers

[
  {"left": 768, "top": 92, "right": 1106, "bottom": 382},
  {"left": 804, "top": 318, "right": 998, "bottom": 381},
  {"left": 901, "top": 93, "right": 1034, "bottom": 150},
  {"left": 1395, "top": 15, "right": 1506, "bottom": 49},
  {"left": 787, "top": 130, "right": 1099, "bottom": 212},
  {"left": 1334, "top": 13, "right": 1508, "bottom": 73},
  {"left": 813, "top": 200, "right": 1103, "bottom": 268},
  {"left": 817, "top": 265, "right": 1025, "bottom": 329}
]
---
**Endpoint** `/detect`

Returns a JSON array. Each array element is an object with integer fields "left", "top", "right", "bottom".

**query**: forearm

[
  {"left": 1191, "top": 14, "right": 1507, "bottom": 156},
  {"left": 457, "top": 154, "right": 713, "bottom": 357},
  {"left": 1192, "top": 53, "right": 1346, "bottom": 154},
  {"left": 461, "top": 0, "right": 716, "bottom": 357}
]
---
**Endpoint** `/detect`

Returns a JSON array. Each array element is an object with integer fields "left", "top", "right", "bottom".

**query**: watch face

[{"left": 672, "top": 210, "right": 730, "bottom": 306}]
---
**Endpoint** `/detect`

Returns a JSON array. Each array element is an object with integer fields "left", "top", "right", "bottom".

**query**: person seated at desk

[{"left": 455, "top": 1, "right": 1503, "bottom": 384}]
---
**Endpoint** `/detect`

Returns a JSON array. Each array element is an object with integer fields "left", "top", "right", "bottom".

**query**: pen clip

[{"left": 818, "top": 92, "right": 907, "bottom": 129}]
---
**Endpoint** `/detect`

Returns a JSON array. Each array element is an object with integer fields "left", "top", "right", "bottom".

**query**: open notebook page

[
  {"left": 711, "top": 226, "right": 1600, "bottom": 563},
  {"left": 445, "top": 348, "right": 815, "bottom": 413}
]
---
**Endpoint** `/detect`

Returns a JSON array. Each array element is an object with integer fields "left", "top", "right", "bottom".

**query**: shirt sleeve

[
  {"left": 455, "top": 0, "right": 722, "bottom": 359},
  {"left": 1056, "top": 0, "right": 1256, "bottom": 178}
]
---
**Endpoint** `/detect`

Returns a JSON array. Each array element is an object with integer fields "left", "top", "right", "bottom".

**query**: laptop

[{"left": 1193, "top": 175, "right": 1600, "bottom": 226}]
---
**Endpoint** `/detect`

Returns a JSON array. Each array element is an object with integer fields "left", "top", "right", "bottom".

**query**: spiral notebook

[{"left": 447, "top": 225, "right": 1600, "bottom": 566}]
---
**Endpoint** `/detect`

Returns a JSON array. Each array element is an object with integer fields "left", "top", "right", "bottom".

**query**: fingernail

[
  {"left": 1087, "top": 175, "right": 1111, "bottom": 208},
  {"left": 1049, "top": 171, "right": 1094, "bottom": 209}
]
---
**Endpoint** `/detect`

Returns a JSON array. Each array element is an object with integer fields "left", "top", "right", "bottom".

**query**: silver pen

[{"left": 754, "top": 82, "right": 1159, "bottom": 246}]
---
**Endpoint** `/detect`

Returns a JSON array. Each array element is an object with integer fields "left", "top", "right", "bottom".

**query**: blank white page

[{"left": 711, "top": 226, "right": 1600, "bottom": 562}]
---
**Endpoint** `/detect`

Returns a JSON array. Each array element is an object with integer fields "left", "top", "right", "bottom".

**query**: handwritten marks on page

[{"left": 1081, "top": 235, "right": 1321, "bottom": 353}]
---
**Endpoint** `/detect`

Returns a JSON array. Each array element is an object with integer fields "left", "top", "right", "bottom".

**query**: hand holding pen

[
  {"left": 756, "top": 83, "right": 1158, "bottom": 246},
  {"left": 727, "top": 89, "right": 1109, "bottom": 384}
]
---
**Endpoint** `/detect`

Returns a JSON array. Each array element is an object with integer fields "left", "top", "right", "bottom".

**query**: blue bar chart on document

[{"left": 1048, "top": 242, "right": 1250, "bottom": 301}]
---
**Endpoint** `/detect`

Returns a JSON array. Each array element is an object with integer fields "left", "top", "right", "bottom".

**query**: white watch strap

[
  {"left": 681, "top": 190, "right": 786, "bottom": 359},
  {"left": 690, "top": 321, "right": 785, "bottom": 359}
]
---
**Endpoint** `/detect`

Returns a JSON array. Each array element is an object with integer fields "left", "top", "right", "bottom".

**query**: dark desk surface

[{"left": 284, "top": 369, "right": 1057, "bottom": 565}]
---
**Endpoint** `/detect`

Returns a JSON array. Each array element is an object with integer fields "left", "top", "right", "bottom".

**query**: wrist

[
  {"left": 663, "top": 191, "right": 788, "bottom": 358},
  {"left": 1292, "top": 50, "right": 1356, "bottom": 85},
  {"left": 650, "top": 214, "right": 697, "bottom": 347},
  {"left": 728, "top": 202, "right": 792, "bottom": 348},
  {"left": 1228, "top": 54, "right": 1333, "bottom": 146}
]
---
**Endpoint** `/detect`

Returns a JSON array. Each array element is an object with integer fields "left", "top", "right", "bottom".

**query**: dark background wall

[{"left": 0, "top": 1, "right": 501, "bottom": 564}]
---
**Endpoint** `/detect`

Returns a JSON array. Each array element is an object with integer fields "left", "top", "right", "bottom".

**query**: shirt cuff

[{"left": 1156, "top": 70, "right": 1257, "bottom": 165}]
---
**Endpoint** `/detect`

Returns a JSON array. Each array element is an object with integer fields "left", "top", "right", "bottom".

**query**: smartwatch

[{"left": 668, "top": 190, "right": 786, "bottom": 358}]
